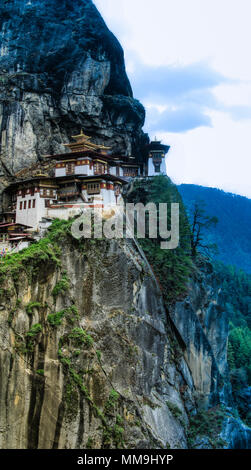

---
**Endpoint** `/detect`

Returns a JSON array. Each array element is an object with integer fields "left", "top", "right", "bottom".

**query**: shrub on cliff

[{"left": 125, "top": 176, "right": 192, "bottom": 305}]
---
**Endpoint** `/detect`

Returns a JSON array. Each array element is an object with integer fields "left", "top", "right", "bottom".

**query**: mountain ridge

[{"left": 178, "top": 184, "right": 251, "bottom": 273}]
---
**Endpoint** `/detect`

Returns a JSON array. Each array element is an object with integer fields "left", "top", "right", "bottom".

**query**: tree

[{"left": 190, "top": 200, "right": 218, "bottom": 257}]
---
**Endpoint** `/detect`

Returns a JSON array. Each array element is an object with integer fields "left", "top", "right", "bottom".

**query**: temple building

[
  {"left": 147, "top": 139, "right": 170, "bottom": 176},
  {"left": 1, "top": 132, "right": 141, "bottom": 230},
  {"left": 1, "top": 131, "right": 171, "bottom": 232}
]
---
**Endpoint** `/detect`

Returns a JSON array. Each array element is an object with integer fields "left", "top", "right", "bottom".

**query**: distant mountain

[{"left": 178, "top": 184, "right": 251, "bottom": 273}]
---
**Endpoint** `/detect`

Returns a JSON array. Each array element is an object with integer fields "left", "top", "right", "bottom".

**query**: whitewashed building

[
  {"left": 147, "top": 140, "right": 170, "bottom": 177},
  {"left": 2, "top": 132, "right": 170, "bottom": 231}
]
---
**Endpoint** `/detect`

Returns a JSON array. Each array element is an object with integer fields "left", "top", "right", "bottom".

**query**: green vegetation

[
  {"left": 96, "top": 350, "right": 102, "bottom": 361},
  {"left": 125, "top": 176, "right": 192, "bottom": 305},
  {"left": 228, "top": 327, "right": 251, "bottom": 383},
  {"left": 7, "top": 309, "right": 15, "bottom": 326},
  {"left": 47, "top": 218, "right": 74, "bottom": 242},
  {"left": 26, "top": 323, "right": 42, "bottom": 338},
  {"left": 209, "top": 262, "right": 251, "bottom": 425},
  {"left": 213, "top": 262, "right": 251, "bottom": 384},
  {"left": 47, "top": 306, "right": 79, "bottom": 327},
  {"left": 113, "top": 424, "right": 125, "bottom": 447},
  {"left": 187, "top": 406, "right": 226, "bottom": 448},
  {"left": 52, "top": 273, "right": 70, "bottom": 298},
  {"left": 105, "top": 389, "right": 119, "bottom": 414},
  {"left": 188, "top": 200, "right": 218, "bottom": 257},
  {"left": 0, "top": 218, "right": 77, "bottom": 282},
  {"left": 166, "top": 401, "right": 183, "bottom": 419},
  {"left": 22, "top": 323, "right": 43, "bottom": 353},
  {"left": 68, "top": 327, "right": 94, "bottom": 347},
  {"left": 65, "top": 380, "right": 79, "bottom": 420},
  {"left": 26, "top": 301, "right": 42, "bottom": 315},
  {"left": 1, "top": 218, "right": 126, "bottom": 447},
  {"left": 47, "top": 309, "right": 65, "bottom": 326},
  {"left": 179, "top": 184, "right": 251, "bottom": 273},
  {"left": 86, "top": 437, "right": 94, "bottom": 449},
  {"left": 0, "top": 236, "right": 61, "bottom": 281}
]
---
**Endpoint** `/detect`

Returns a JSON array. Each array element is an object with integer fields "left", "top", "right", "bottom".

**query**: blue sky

[{"left": 94, "top": 0, "right": 251, "bottom": 198}]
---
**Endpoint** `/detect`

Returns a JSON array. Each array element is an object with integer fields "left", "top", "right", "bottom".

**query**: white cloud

[
  {"left": 93, "top": 0, "right": 251, "bottom": 198},
  {"left": 94, "top": 0, "right": 251, "bottom": 79},
  {"left": 161, "top": 111, "right": 251, "bottom": 198},
  {"left": 213, "top": 83, "right": 251, "bottom": 107}
]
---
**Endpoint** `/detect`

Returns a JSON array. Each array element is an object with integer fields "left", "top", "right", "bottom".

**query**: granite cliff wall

[
  {"left": 0, "top": 0, "right": 147, "bottom": 184},
  {"left": 0, "top": 225, "right": 244, "bottom": 449}
]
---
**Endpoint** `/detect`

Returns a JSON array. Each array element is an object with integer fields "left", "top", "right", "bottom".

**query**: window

[
  {"left": 152, "top": 152, "right": 162, "bottom": 160},
  {"left": 19, "top": 201, "right": 23, "bottom": 210},
  {"left": 30, "top": 188, "right": 34, "bottom": 197},
  {"left": 32, "top": 199, "right": 36, "bottom": 208},
  {"left": 24, "top": 201, "right": 27, "bottom": 210},
  {"left": 94, "top": 163, "right": 105, "bottom": 175},
  {"left": 87, "top": 183, "right": 100, "bottom": 195},
  {"left": 154, "top": 163, "right": 161, "bottom": 172},
  {"left": 28, "top": 200, "right": 31, "bottom": 209},
  {"left": 66, "top": 162, "right": 75, "bottom": 175},
  {"left": 152, "top": 153, "right": 162, "bottom": 173},
  {"left": 123, "top": 167, "right": 138, "bottom": 177},
  {"left": 21, "top": 189, "right": 26, "bottom": 198},
  {"left": 114, "top": 185, "right": 121, "bottom": 196}
]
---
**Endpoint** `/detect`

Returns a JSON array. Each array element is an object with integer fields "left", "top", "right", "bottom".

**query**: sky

[{"left": 93, "top": 0, "right": 251, "bottom": 198}]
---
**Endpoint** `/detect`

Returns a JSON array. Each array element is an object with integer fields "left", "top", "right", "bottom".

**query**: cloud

[
  {"left": 93, "top": 0, "right": 251, "bottom": 197},
  {"left": 144, "top": 105, "right": 212, "bottom": 133},
  {"left": 130, "top": 62, "right": 227, "bottom": 102},
  {"left": 126, "top": 60, "right": 228, "bottom": 133},
  {"left": 158, "top": 111, "right": 251, "bottom": 198}
]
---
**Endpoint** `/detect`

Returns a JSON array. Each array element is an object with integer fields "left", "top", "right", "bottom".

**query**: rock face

[
  {"left": 0, "top": 0, "right": 147, "bottom": 181},
  {"left": 0, "top": 0, "right": 249, "bottom": 450},
  {"left": 0, "top": 226, "right": 242, "bottom": 449},
  {"left": 169, "top": 259, "right": 231, "bottom": 409},
  {"left": 0, "top": 235, "right": 194, "bottom": 449}
]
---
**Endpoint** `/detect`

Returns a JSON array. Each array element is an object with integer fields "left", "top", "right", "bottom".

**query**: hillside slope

[{"left": 178, "top": 184, "right": 251, "bottom": 273}]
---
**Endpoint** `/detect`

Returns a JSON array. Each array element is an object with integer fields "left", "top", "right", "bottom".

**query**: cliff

[
  {"left": 0, "top": 0, "right": 250, "bottom": 450},
  {"left": 0, "top": 221, "right": 192, "bottom": 449},
  {"left": 0, "top": 0, "right": 147, "bottom": 184},
  {"left": 0, "top": 214, "right": 249, "bottom": 449}
]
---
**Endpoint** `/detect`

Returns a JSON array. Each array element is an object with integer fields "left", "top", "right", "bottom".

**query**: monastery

[{"left": 0, "top": 131, "right": 170, "bottom": 252}]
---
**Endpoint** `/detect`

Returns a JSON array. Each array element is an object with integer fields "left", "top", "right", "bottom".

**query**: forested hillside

[
  {"left": 178, "top": 185, "right": 251, "bottom": 273},
  {"left": 178, "top": 184, "right": 251, "bottom": 425},
  {"left": 213, "top": 262, "right": 251, "bottom": 425}
]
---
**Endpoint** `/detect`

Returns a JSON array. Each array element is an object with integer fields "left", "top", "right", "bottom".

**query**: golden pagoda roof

[
  {"left": 65, "top": 129, "right": 111, "bottom": 154},
  {"left": 71, "top": 130, "right": 91, "bottom": 141}
]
